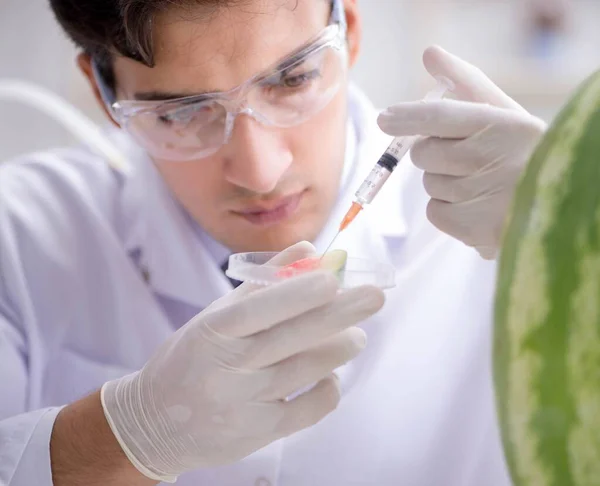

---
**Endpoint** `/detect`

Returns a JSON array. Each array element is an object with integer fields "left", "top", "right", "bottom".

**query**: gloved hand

[
  {"left": 101, "top": 241, "right": 385, "bottom": 483},
  {"left": 377, "top": 45, "right": 547, "bottom": 259}
]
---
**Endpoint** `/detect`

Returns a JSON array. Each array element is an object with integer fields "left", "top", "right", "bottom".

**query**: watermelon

[
  {"left": 494, "top": 69, "right": 600, "bottom": 486},
  {"left": 276, "top": 249, "right": 348, "bottom": 279}
]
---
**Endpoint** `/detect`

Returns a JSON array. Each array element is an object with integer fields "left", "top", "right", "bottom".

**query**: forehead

[{"left": 113, "top": 0, "right": 330, "bottom": 96}]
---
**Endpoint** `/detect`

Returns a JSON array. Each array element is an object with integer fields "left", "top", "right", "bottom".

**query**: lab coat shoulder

[
  {"left": 0, "top": 144, "right": 124, "bottom": 243},
  {"left": 0, "top": 146, "right": 125, "bottom": 344},
  {"left": 0, "top": 147, "right": 127, "bottom": 486}
]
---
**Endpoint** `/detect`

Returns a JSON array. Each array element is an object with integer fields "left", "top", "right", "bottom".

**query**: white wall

[
  {"left": 1, "top": 0, "right": 599, "bottom": 162},
  {"left": 0, "top": 0, "right": 105, "bottom": 160},
  {"left": 351, "top": 0, "right": 600, "bottom": 120}
]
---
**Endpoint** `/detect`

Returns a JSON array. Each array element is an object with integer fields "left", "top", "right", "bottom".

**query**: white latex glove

[
  {"left": 377, "top": 45, "right": 547, "bottom": 259},
  {"left": 101, "top": 241, "right": 385, "bottom": 483}
]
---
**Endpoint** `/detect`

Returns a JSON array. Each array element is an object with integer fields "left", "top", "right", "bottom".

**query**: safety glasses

[{"left": 93, "top": 0, "right": 348, "bottom": 162}]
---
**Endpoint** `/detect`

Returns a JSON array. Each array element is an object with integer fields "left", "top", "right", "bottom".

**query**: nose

[{"left": 222, "top": 114, "right": 293, "bottom": 194}]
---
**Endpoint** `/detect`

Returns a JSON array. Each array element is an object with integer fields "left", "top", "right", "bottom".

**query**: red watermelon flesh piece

[{"left": 275, "top": 250, "right": 347, "bottom": 279}]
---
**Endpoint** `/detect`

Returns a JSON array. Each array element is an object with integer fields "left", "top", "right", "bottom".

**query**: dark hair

[
  {"left": 50, "top": 0, "right": 324, "bottom": 92},
  {"left": 48, "top": 1, "right": 235, "bottom": 68},
  {"left": 48, "top": 0, "right": 245, "bottom": 96}
]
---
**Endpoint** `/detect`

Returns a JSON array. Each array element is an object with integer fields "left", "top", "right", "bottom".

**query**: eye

[
  {"left": 281, "top": 69, "right": 321, "bottom": 88},
  {"left": 156, "top": 110, "right": 192, "bottom": 127},
  {"left": 157, "top": 114, "right": 175, "bottom": 126},
  {"left": 156, "top": 103, "right": 215, "bottom": 126}
]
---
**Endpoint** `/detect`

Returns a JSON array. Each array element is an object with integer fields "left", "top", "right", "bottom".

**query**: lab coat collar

[{"left": 111, "top": 83, "right": 410, "bottom": 310}]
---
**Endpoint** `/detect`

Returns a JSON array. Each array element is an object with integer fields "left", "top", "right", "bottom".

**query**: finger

[
  {"left": 477, "top": 246, "right": 498, "bottom": 260},
  {"left": 207, "top": 270, "right": 339, "bottom": 338},
  {"left": 426, "top": 198, "right": 479, "bottom": 246},
  {"left": 246, "top": 285, "right": 384, "bottom": 369},
  {"left": 422, "top": 172, "right": 472, "bottom": 204},
  {"left": 411, "top": 136, "right": 477, "bottom": 176},
  {"left": 254, "top": 327, "right": 367, "bottom": 401},
  {"left": 422, "top": 45, "right": 525, "bottom": 111},
  {"left": 274, "top": 373, "right": 341, "bottom": 437},
  {"left": 378, "top": 99, "right": 520, "bottom": 140}
]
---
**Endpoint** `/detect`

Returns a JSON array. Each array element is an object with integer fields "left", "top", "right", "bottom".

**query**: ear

[
  {"left": 342, "top": 0, "right": 362, "bottom": 68},
  {"left": 77, "top": 53, "right": 121, "bottom": 128}
]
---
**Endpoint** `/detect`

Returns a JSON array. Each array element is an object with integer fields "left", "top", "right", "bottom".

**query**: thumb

[{"left": 423, "top": 45, "right": 525, "bottom": 112}]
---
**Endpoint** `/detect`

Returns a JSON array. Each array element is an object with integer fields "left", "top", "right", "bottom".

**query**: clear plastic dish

[{"left": 226, "top": 251, "right": 396, "bottom": 289}]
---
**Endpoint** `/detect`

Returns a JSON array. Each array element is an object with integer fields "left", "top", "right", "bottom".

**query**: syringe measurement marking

[
  {"left": 388, "top": 140, "right": 405, "bottom": 157},
  {"left": 362, "top": 172, "right": 385, "bottom": 189}
]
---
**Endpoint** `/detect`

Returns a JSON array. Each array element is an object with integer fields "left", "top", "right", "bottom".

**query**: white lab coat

[{"left": 0, "top": 84, "right": 512, "bottom": 486}]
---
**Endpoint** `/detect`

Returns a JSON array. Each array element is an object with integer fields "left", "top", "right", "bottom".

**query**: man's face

[{"left": 108, "top": 0, "right": 361, "bottom": 253}]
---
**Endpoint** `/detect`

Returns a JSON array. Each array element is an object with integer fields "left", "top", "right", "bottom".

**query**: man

[{"left": 0, "top": 0, "right": 547, "bottom": 485}]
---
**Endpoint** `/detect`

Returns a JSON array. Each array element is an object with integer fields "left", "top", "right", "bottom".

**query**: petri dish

[{"left": 226, "top": 251, "right": 396, "bottom": 289}]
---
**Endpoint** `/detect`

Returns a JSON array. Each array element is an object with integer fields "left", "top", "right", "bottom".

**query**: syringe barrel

[
  {"left": 354, "top": 160, "right": 393, "bottom": 205},
  {"left": 353, "top": 136, "right": 414, "bottom": 205},
  {"left": 352, "top": 76, "right": 453, "bottom": 209},
  {"left": 384, "top": 135, "right": 416, "bottom": 166}
]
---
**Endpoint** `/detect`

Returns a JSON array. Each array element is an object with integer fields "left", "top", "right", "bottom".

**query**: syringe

[{"left": 321, "top": 77, "right": 454, "bottom": 255}]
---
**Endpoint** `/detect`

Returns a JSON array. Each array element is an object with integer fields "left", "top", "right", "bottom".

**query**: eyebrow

[
  {"left": 133, "top": 90, "right": 212, "bottom": 102},
  {"left": 274, "top": 51, "right": 307, "bottom": 74},
  {"left": 132, "top": 47, "right": 310, "bottom": 102}
]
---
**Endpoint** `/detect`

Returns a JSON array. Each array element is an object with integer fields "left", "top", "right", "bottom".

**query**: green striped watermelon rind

[{"left": 493, "top": 68, "right": 600, "bottom": 486}]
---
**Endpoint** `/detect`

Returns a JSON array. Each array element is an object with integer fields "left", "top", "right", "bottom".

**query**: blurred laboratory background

[{"left": 0, "top": 0, "right": 598, "bottom": 162}]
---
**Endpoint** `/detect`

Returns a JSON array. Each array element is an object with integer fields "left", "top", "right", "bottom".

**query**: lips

[{"left": 233, "top": 191, "right": 305, "bottom": 226}]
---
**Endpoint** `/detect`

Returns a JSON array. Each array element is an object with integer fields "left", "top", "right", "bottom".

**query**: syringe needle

[
  {"left": 321, "top": 202, "right": 364, "bottom": 259},
  {"left": 321, "top": 230, "right": 341, "bottom": 259}
]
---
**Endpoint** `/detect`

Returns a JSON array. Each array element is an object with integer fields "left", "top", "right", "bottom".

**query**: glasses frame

[{"left": 91, "top": 0, "right": 348, "bottom": 160}]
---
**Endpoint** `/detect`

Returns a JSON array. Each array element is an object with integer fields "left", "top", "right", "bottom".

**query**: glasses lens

[
  {"left": 248, "top": 44, "right": 346, "bottom": 126},
  {"left": 120, "top": 40, "right": 346, "bottom": 161},
  {"left": 123, "top": 101, "right": 227, "bottom": 161}
]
